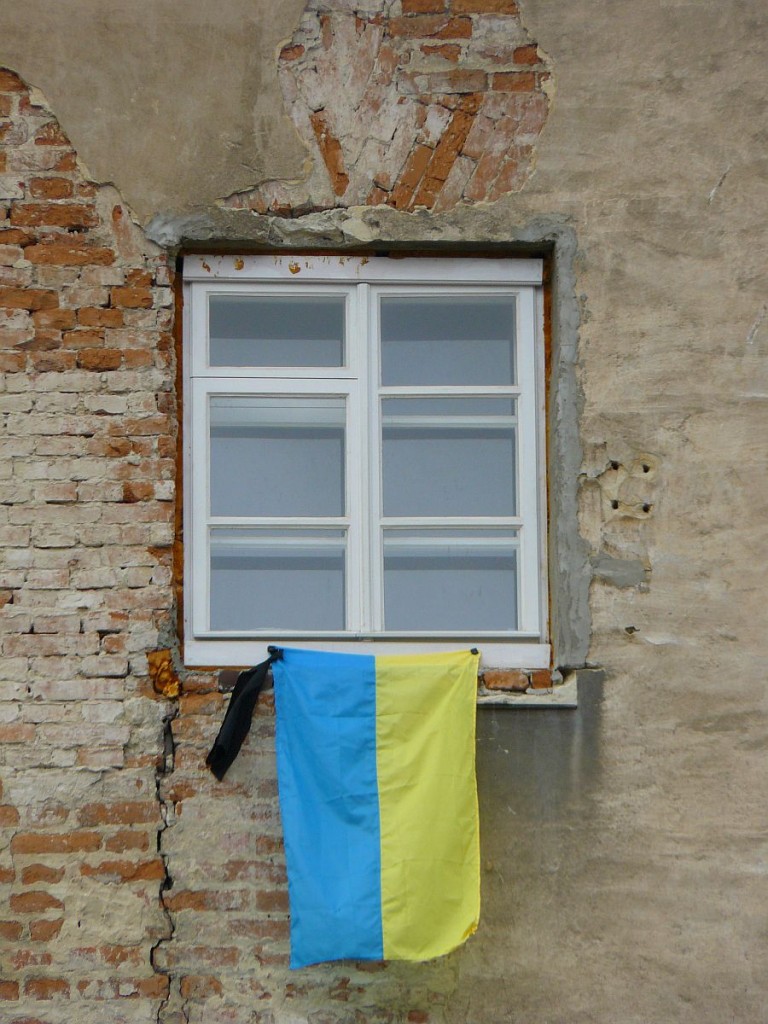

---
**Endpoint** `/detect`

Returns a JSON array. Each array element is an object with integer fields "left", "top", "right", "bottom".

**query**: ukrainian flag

[{"left": 273, "top": 647, "right": 481, "bottom": 969}]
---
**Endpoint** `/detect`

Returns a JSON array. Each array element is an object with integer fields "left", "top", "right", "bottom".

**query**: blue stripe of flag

[{"left": 273, "top": 649, "right": 383, "bottom": 968}]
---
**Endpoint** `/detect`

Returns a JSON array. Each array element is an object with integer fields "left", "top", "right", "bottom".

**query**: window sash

[{"left": 184, "top": 257, "right": 547, "bottom": 663}]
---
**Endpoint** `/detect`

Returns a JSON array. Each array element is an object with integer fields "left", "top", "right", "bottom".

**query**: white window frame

[{"left": 183, "top": 255, "right": 549, "bottom": 668}]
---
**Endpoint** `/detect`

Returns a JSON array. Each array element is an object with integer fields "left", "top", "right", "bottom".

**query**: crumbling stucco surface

[{"left": 1, "top": 1, "right": 768, "bottom": 1022}]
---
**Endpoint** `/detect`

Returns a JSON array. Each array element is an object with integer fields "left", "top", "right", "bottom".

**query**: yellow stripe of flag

[{"left": 375, "top": 650, "right": 480, "bottom": 961}]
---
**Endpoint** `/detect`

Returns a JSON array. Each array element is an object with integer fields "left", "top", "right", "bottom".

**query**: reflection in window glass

[
  {"left": 210, "top": 529, "right": 346, "bottom": 631},
  {"left": 381, "top": 295, "right": 516, "bottom": 386},
  {"left": 382, "top": 398, "right": 516, "bottom": 517},
  {"left": 209, "top": 295, "right": 345, "bottom": 366},
  {"left": 383, "top": 530, "right": 518, "bottom": 632},
  {"left": 209, "top": 397, "right": 345, "bottom": 518}
]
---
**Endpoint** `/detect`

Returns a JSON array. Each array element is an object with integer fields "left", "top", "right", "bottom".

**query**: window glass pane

[
  {"left": 383, "top": 530, "right": 518, "bottom": 632},
  {"left": 210, "top": 397, "right": 345, "bottom": 517},
  {"left": 210, "top": 529, "right": 345, "bottom": 631},
  {"left": 380, "top": 295, "right": 516, "bottom": 386},
  {"left": 382, "top": 398, "right": 516, "bottom": 517},
  {"left": 209, "top": 295, "right": 345, "bottom": 366}
]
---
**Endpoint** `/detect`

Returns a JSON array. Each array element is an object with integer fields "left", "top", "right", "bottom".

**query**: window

[{"left": 183, "top": 255, "right": 548, "bottom": 667}]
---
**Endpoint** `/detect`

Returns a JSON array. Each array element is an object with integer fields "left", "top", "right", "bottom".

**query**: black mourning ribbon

[{"left": 205, "top": 646, "right": 283, "bottom": 781}]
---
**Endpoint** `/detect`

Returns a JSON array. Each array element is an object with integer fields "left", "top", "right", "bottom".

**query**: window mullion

[
  {"left": 345, "top": 285, "right": 368, "bottom": 633},
  {"left": 367, "top": 285, "right": 384, "bottom": 633}
]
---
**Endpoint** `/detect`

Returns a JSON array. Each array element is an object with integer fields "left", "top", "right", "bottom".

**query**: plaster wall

[{"left": 1, "top": 1, "right": 767, "bottom": 1022}]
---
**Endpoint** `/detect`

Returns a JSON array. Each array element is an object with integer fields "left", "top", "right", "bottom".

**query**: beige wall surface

[{"left": 1, "top": 1, "right": 767, "bottom": 1022}]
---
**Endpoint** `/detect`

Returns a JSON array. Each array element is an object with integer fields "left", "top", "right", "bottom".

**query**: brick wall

[
  {"left": 0, "top": 68, "right": 467, "bottom": 1024},
  {"left": 0, "top": 69, "right": 176, "bottom": 1023}
]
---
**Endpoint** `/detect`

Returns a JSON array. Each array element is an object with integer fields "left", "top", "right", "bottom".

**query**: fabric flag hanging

[{"left": 272, "top": 647, "right": 481, "bottom": 969}]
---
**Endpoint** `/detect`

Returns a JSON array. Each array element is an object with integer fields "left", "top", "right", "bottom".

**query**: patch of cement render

[{"left": 591, "top": 553, "right": 648, "bottom": 588}]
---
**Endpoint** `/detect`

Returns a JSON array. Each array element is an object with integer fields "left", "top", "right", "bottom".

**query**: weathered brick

[
  {"left": 29, "top": 177, "right": 74, "bottom": 199},
  {"left": 491, "top": 71, "right": 536, "bottom": 92},
  {"left": 180, "top": 975, "right": 224, "bottom": 999},
  {"left": 10, "top": 891, "right": 65, "bottom": 914},
  {"left": 78, "top": 801, "right": 158, "bottom": 826},
  {"left": 21, "top": 864, "right": 66, "bottom": 885},
  {"left": 110, "top": 285, "right": 152, "bottom": 309},
  {"left": 11, "top": 831, "right": 102, "bottom": 854},
  {"left": 24, "top": 977, "right": 71, "bottom": 999},
  {"left": 0, "top": 920, "right": 23, "bottom": 941},
  {"left": 80, "top": 857, "right": 165, "bottom": 881},
  {"left": 0, "top": 804, "right": 20, "bottom": 825},
  {"left": 29, "top": 917, "right": 64, "bottom": 941},
  {"left": 25, "top": 240, "right": 115, "bottom": 265},
  {"left": 0, "top": 980, "right": 19, "bottom": 999},
  {"left": 403, "top": 0, "right": 447, "bottom": 10},
  {"left": 11, "top": 203, "right": 98, "bottom": 229},
  {"left": 76, "top": 347, "right": 122, "bottom": 371},
  {"left": 483, "top": 669, "right": 529, "bottom": 691},
  {"left": 0, "top": 69, "right": 25, "bottom": 91},
  {"left": 0, "top": 286, "right": 58, "bottom": 310}
]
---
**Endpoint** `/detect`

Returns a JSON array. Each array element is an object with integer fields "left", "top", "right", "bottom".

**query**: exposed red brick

[
  {"left": 165, "top": 890, "right": 252, "bottom": 913},
  {"left": 21, "top": 864, "right": 66, "bottom": 885},
  {"left": 105, "top": 830, "right": 151, "bottom": 853},
  {"left": 125, "top": 268, "right": 152, "bottom": 286},
  {"left": 513, "top": 43, "right": 540, "bottom": 64},
  {"left": 78, "top": 801, "right": 158, "bottom": 826},
  {"left": 279, "top": 43, "right": 305, "bottom": 61},
  {"left": 29, "top": 177, "right": 74, "bottom": 199},
  {"left": 0, "top": 866, "right": 15, "bottom": 884},
  {"left": 10, "top": 891, "right": 64, "bottom": 914},
  {"left": 24, "top": 240, "right": 115, "bottom": 265},
  {"left": 24, "top": 978, "right": 70, "bottom": 1000},
  {"left": 0, "top": 804, "right": 20, "bottom": 826},
  {"left": 121, "top": 482, "right": 154, "bottom": 503},
  {"left": 76, "top": 306, "right": 124, "bottom": 328},
  {"left": 0, "top": 227, "right": 33, "bottom": 246},
  {"left": 255, "top": 888, "right": 290, "bottom": 913},
  {"left": 62, "top": 328, "right": 104, "bottom": 349},
  {"left": 421, "top": 43, "right": 461, "bottom": 61},
  {"left": 529, "top": 669, "right": 553, "bottom": 689},
  {"left": 80, "top": 858, "right": 165, "bottom": 881},
  {"left": 180, "top": 975, "right": 224, "bottom": 1000},
  {"left": 11, "top": 203, "right": 97, "bottom": 230},
  {"left": 12, "top": 951, "right": 52, "bottom": 969},
  {"left": 110, "top": 285, "right": 152, "bottom": 308},
  {"left": 367, "top": 185, "right": 390, "bottom": 205},
  {"left": 483, "top": 669, "right": 529, "bottom": 692},
  {"left": 32, "top": 307, "right": 77, "bottom": 330},
  {"left": 0, "top": 981, "right": 19, "bottom": 1000},
  {"left": 11, "top": 831, "right": 101, "bottom": 855},
  {"left": 491, "top": 71, "right": 536, "bottom": 92},
  {"left": 33, "top": 122, "right": 71, "bottom": 146},
  {"left": 0, "top": 69, "right": 25, "bottom": 92},
  {"left": 76, "top": 348, "right": 122, "bottom": 371},
  {"left": 309, "top": 111, "right": 349, "bottom": 197},
  {"left": 412, "top": 106, "right": 476, "bottom": 207},
  {"left": 388, "top": 143, "right": 433, "bottom": 209},
  {"left": 0, "top": 921, "right": 23, "bottom": 941},
  {"left": 0, "top": 286, "right": 58, "bottom": 311},
  {"left": 407, "top": 1013, "right": 430, "bottom": 1023},
  {"left": 29, "top": 918, "right": 64, "bottom": 941},
  {"left": 453, "top": 0, "right": 517, "bottom": 11}
]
